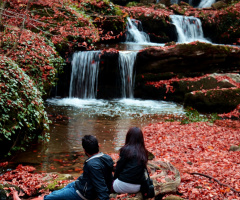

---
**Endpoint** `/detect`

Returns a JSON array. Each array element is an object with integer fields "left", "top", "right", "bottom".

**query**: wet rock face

[
  {"left": 184, "top": 88, "right": 240, "bottom": 113},
  {"left": 134, "top": 43, "right": 240, "bottom": 113},
  {"left": 111, "top": 0, "right": 140, "bottom": 6},
  {"left": 135, "top": 43, "right": 240, "bottom": 74},
  {"left": 211, "top": 1, "right": 228, "bottom": 9}
]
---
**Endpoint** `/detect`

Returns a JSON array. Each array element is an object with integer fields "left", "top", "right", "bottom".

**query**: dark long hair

[{"left": 120, "top": 127, "right": 148, "bottom": 165}]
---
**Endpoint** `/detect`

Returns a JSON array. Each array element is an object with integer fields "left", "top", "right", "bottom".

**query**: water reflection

[{"left": 8, "top": 98, "right": 185, "bottom": 174}]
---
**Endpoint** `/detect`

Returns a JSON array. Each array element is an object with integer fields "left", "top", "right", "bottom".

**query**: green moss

[
  {"left": 46, "top": 180, "right": 65, "bottom": 191},
  {"left": 114, "top": 5, "right": 125, "bottom": 16},
  {"left": 126, "top": 1, "right": 139, "bottom": 7},
  {"left": 45, "top": 175, "right": 73, "bottom": 191},
  {"left": 181, "top": 107, "right": 220, "bottom": 124}
]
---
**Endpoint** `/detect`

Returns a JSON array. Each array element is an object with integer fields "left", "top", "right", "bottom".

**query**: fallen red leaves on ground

[
  {"left": 0, "top": 164, "right": 71, "bottom": 198},
  {"left": 143, "top": 121, "right": 240, "bottom": 199},
  {"left": 1, "top": 121, "right": 239, "bottom": 199}
]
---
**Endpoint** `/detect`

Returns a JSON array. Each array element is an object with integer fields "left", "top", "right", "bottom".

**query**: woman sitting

[{"left": 113, "top": 127, "right": 148, "bottom": 194}]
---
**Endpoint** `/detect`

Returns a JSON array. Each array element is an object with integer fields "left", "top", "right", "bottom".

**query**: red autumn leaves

[{"left": 143, "top": 121, "right": 240, "bottom": 199}]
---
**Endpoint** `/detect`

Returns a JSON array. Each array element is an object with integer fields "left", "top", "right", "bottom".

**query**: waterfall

[
  {"left": 170, "top": 0, "right": 215, "bottom": 7},
  {"left": 170, "top": 15, "right": 210, "bottom": 43},
  {"left": 198, "top": 0, "right": 216, "bottom": 8},
  {"left": 69, "top": 51, "right": 101, "bottom": 99},
  {"left": 118, "top": 51, "right": 138, "bottom": 98},
  {"left": 125, "top": 17, "right": 150, "bottom": 43}
]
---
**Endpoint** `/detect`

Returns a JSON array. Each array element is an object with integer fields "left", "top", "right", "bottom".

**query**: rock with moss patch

[
  {"left": 229, "top": 145, "right": 240, "bottom": 152},
  {"left": 211, "top": 1, "right": 227, "bottom": 9},
  {"left": 184, "top": 88, "right": 240, "bottom": 113}
]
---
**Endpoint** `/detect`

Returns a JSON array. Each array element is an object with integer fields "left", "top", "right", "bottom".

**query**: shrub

[
  {"left": 0, "top": 28, "right": 65, "bottom": 96},
  {"left": 0, "top": 55, "right": 50, "bottom": 157}
]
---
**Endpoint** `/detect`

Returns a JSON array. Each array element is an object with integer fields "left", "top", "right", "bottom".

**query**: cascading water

[
  {"left": 118, "top": 51, "right": 138, "bottom": 98},
  {"left": 69, "top": 51, "right": 101, "bottom": 99},
  {"left": 170, "top": 15, "right": 210, "bottom": 43},
  {"left": 198, "top": 0, "right": 216, "bottom": 8},
  {"left": 125, "top": 17, "right": 150, "bottom": 43},
  {"left": 170, "top": 0, "right": 215, "bottom": 8}
]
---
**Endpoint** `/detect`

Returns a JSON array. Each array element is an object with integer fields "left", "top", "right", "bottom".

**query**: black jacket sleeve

[
  {"left": 88, "top": 162, "right": 110, "bottom": 200},
  {"left": 113, "top": 153, "right": 126, "bottom": 180}
]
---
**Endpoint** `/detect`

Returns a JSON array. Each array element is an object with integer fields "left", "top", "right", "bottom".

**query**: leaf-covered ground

[
  {"left": 1, "top": 120, "right": 239, "bottom": 199},
  {"left": 143, "top": 120, "right": 240, "bottom": 199}
]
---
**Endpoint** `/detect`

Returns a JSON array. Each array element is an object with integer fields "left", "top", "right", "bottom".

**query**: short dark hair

[{"left": 82, "top": 135, "right": 99, "bottom": 155}]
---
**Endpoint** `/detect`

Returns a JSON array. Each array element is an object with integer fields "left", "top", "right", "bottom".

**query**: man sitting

[{"left": 13, "top": 135, "right": 114, "bottom": 200}]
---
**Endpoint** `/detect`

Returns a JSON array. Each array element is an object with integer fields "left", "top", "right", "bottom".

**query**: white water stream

[
  {"left": 170, "top": 0, "right": 216, "bottom": 7},
  {"left": 198, "top": 0, "right": 216, "bottom": 8},
  {"left": 125, "top": 17, "right": 150, "bottom": 43},
  {"left": 69, "top": 51, "right": 101, "bottom": 98},
  {"left": 118, "top": 51, "right": 138, "bottom": 98},
  {"left": 170, "top": 15, "right": 211, "bottom": 43}
]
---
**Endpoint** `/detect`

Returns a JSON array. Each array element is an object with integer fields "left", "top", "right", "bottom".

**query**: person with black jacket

[
  {"left": 13, "top": 135, "right": 114, "bottom": 200},
  {"left": 113, "top": 127, "right": 148, "bottom": 194}
]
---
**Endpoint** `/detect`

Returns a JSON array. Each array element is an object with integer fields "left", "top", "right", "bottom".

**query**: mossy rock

[
  {"left": 168, "top": 74, "right": 237, "bottom": 102},
  {"left": 211, "top": 1, "right": 227, "bottom": 9},
  {"left": 44, "top": 173, "right": 74, "bottom": 191},
  {"left": 229, "top": 145, "right": 240, "bottom": 152},
  {"left": 184, "top": 88, "right": 240, "bottom": 113},
  {"left": 0, "top": 184, "right": 20, "bottom": 200},
  {"left": 0, "top": 186, "right": 7, "bottom": 200},
  {"left": 136, "top": 42, "right": 240, "bottom": 74}
]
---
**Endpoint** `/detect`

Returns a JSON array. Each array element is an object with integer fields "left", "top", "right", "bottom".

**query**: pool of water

[{"left": 6, "top": 98, "right": 185, "bottom": 174}]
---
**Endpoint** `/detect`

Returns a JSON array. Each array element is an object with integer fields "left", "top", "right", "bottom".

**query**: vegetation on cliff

[{"left": 0, "top": 56, "right": 50, "bottom": 157}]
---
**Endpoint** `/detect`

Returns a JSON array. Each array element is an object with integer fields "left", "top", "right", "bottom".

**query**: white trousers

[{"left": 113, "top": 178, "right": 141, "bottom": 194}]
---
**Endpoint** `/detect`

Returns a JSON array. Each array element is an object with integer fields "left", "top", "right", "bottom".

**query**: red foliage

[
  {"left": 146, "top": 73, "right": 239, "bottom": 92},
  {"left": 143, "top": 121, "right": 240, "bottom": 199},
  {"left": 2, "top": 0, "right": 99, "bottom": 51},
  {"left": 0, "top": 164, "right": 71, "bottom": 197},
  {"left": 219, "top": 104, "right": 240, "bottom": 119},
  {"left": 0, "top": 27, "right": 63, "bottom": 92},
  {"left": 101, "top": 48, "right": 119, "bottom": 55},
  {"left": 124, "top": 5, "right": 173, "bottom": 22}
]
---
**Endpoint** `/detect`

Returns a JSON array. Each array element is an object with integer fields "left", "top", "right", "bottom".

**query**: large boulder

[
  {"left": 211, "top": 1, "right": 227, "bottom": 9},
  {"left": 135, "top": 42, "right": 240, "bottom": 74},
  {"left": 184, "top": 88, "right": 240, "bottom": 113},
  {"left": 136, "top": 73, "right": 239, "bottom": 102}
]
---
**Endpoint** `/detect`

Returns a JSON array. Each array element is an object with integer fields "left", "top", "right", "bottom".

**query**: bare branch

[
  {"left": 0, "top": 0, "right": 7, "bottom": 48},
  {"left": 190, "top": 172, "right": 240, "bottom": 193},
  {"left": 5, "top": 0, "right": 32, "bottom": 57},
  {"left": 0, "top": 0, "right": 7, "bottom": 27}
]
